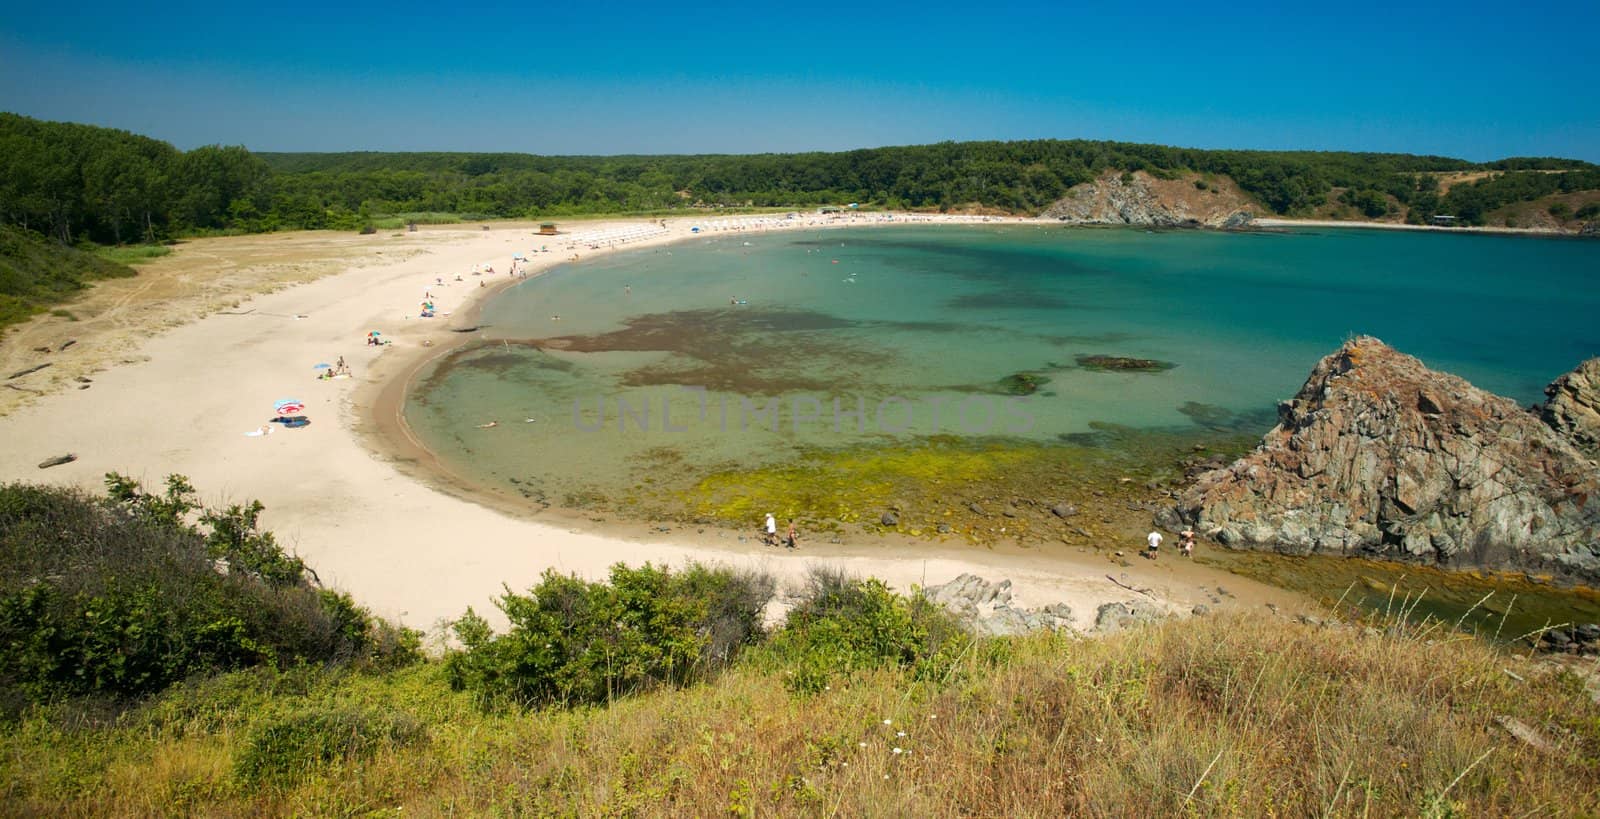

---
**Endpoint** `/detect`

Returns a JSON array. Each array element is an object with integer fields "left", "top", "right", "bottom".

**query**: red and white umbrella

[{"left": 274, "top": 398, "right": 305, "bottom": 416}]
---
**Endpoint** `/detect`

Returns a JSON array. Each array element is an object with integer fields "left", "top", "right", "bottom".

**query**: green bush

[
  {"left": 444, "top": 563, "right": 774, "bottom": 710},
  {"left": 1577, "top": 203, "right": 1600, "bottom": 219},
  {"left": 762, "top": 566, "right": 969, "bottom": 695},
  {"left": 1548, "top": 202, "right": 1573, "bottom": 219},
  {"left": 0, "top": 476, "right": 418, "bottom": 708},
  {"left": 234, "top": 704, "right": 425, "bottom": 786}
]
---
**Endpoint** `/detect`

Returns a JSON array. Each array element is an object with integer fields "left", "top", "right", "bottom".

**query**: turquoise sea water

[{"left": 406, "top": 226, "right": 1600, "bottom": 507}]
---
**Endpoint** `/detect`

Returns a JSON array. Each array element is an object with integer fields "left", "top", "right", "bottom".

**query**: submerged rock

[
  {"left": 998, "top": 372, "right": 1050, "bottom": 395},
  {"left": 1164, "top": 337, "right": 1600, "bottom": 580},
  {"left": 1076, "top": 355, "right": 1174, "bottom": 372}
]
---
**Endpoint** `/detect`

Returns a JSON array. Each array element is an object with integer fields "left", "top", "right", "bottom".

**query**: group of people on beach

[
  {"left": 762, "top": 512, "right": 799, "bottom": 549},
  {"left": 317, "top": 356, "right": 352, "bottom": 380},
  {"left": 1145, "top": 528, "right": 1196, "bottom": 559}
]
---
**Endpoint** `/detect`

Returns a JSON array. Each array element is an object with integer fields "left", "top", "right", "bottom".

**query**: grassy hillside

[
  {"left": 0, "top": 225, "right": 137, "bottom": 334},
  {"left": 2, "top": 479, "right": 1597, "bottom": 816},
  {"left": 3, "top": 613, "right": 1595, "bottom": 816}
]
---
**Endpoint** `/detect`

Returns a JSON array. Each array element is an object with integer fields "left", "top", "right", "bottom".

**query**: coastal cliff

[
  {"left": 1163, "top": 337, "right": 1600, "bottom": 579},
  {"left": 1042, "top": 170, "right": 1256, "bottom": 228}
]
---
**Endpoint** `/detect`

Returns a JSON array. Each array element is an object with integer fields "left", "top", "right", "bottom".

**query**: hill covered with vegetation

[
  {"left": 0, "top": 223, "right": 136, "bottom": 332},
  {"left": 5, "top": 112, "right": 1599, "bottom": 246},
  {"left": 1, "top": 477, "right": 1597, "bottom": 815}
]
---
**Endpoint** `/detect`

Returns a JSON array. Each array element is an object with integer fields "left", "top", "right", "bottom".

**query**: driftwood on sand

[
  {"left": 7, "top": 363, "right": 51, "bottom": 380},
  {"left": 1106, "top": 574, "right": 1157, "bottom": 598},
  {"left": 37, "top": 454, "right": 77, "bottom": 469}
]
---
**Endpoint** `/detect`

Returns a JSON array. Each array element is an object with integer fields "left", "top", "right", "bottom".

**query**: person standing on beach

[
  {"left": 785, "top": 520, "right": 799, "bottom": 549},
  {"left": 1180, "top": 529, "right": 1195, "bottom": 557},
  {"left": 1146, "top": 530, "right": 1163, "bottom": 559},
  {"left": 764, "top": 513, "right": 777, "bottom": 546}
]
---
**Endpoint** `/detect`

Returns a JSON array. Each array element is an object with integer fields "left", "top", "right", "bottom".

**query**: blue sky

[{"left": 1, "top": 0, "right": 1596, "bottom": 160}]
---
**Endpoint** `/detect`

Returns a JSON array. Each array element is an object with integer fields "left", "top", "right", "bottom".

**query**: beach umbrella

[
  {"left": 274, "top": 399, "right": 305, "bottom": 416},
  {"left": 313, "top": 363, "right": 332, "bottom": 370}
]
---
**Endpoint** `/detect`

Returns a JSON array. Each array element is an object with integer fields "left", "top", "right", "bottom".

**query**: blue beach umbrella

[{"left": 313, "top": 363, "right": 332, "bottom": 370}]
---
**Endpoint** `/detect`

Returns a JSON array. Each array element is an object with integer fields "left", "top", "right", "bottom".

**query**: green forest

[{"left": 3, "top": 112, "right": 1599, "bottom": 246}]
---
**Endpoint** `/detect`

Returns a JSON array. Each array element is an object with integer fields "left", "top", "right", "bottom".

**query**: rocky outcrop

[
  {"left": 1093, "top": 600, "right": 1169, "bottom": 634},
  {"left": 1541, "top": 358, "right": 1600, "bottom": 462},
  {"left": 1162, "top": 337, "right": 1600, "bottom": 579},
  {"left": 1042, "top": 171, "right": 1254, "bottom": 228},
  {"left": 921, "top": 573, "right": 1075, "bottom": 636}
]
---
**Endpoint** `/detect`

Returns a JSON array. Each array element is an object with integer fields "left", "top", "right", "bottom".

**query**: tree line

[{"left": 3, "top": 111, "right": 1597, "bottom": 244}]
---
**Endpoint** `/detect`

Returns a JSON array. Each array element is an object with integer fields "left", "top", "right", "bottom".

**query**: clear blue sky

[{"left": 2, "top": 0, "right": 1596, "bottom": 161}]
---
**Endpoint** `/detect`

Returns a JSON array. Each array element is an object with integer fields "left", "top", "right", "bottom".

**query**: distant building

[
  {"left": 1430, "top": 215, "right": 1460, "bottom": 226},
  {"left": 818, "top": 206, "right": 843, "bottom": 214},
  {"left": 538, "top": 222, "right": 559, "bottom": 235}
]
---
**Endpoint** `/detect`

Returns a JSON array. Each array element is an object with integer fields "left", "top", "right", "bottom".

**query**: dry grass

[{"left": 3, "top": 613, "right": 1597, "bottom": 817}]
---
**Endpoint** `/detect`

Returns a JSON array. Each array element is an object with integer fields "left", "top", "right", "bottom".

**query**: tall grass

[
  {"left": 369, "top": 212, "right": 465, "bottom": 229},
  {"left": 3, "top": 611, "right": 1594, "bottom": 816},
  {"left": 90, "top": 244, "right": 172, "bottom": 265}
]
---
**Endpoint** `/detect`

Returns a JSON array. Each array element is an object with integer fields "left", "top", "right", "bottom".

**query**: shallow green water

[{"left": 407, "top": 225, "right": 1600, "bottom": 508}]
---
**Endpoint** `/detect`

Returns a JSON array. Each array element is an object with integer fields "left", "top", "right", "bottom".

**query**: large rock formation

[
  {"left": 1542, "top": 357, "right": 1600, "bottom": 462},
  {"left": 1163, "top": 337, "right": 1600, "bottom": 579},
  {"left": 1042, "top": 170, "right": 1254, "bottom": 228}
]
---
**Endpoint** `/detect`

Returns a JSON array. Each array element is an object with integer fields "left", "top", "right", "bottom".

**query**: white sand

[
  {"left": 1252, "top": 217, "right": 1565, "bottom": 236},
  {"left": 0, "top": 215, "right": 1303, "bottom": 634}
]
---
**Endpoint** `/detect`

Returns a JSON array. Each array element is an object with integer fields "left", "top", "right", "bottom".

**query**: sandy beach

[
  {"left": 1251, "top": 217, "right": 1573, "bottom": 236},
  {"left": 0, "top": 215, "right": 1309, "bottom": 634}
]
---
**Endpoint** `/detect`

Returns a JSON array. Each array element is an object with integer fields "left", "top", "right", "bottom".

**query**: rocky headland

[
  {"left": 1042, "top": 170, "right": 1255, "bottom": 228},
  {"left": 1162, "top": 337, "right": 1600, "bottom": 581}
]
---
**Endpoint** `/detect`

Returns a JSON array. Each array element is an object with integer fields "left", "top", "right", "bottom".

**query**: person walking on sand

[
  {"left": 1146, "top": 529, "right": 1163, "bottom": 560},
  {"left": 1180, "top": 529, "right": 1195, "bottom": 557},
  {"left": 785, "top": 520, "right": 799, "bottom": 549},
  {"left": 764, "top": 512, "right": 777, "bottom": 546}
]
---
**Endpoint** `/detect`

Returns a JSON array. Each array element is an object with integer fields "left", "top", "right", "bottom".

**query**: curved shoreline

[
  {"left": 355, "top": 214, "right": 1051, "bottom": 535},
  {"left": 0, "top": 214, "right": 1312, "bottom": 633}
]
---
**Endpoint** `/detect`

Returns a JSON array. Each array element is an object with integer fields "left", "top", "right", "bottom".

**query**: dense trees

[
  {"left": 0, "top": 113, "right": 269, "bottom": 243},
  {"left": 4, "top": 112, "right": 1599, "bottom": 242}
]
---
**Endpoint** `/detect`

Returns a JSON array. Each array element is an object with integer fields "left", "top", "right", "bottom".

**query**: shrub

[
  {"left": 1548, "top": 202, "right": 1572, "bottom": 219},
  {"left": 0, "top": 477, "right": 417, "bottom": 708},
  {"left": 763, "top": 566, "right": 968, "bottom": 694},
  {"left": 1577, "top": 202, "right": 1600, "bottom": 219},
  {"left": 445, "top": 562, "right": 774, "bottom": 710},
  {"left": 234, "top": 704, "right": 425, "bottom": 786}
]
